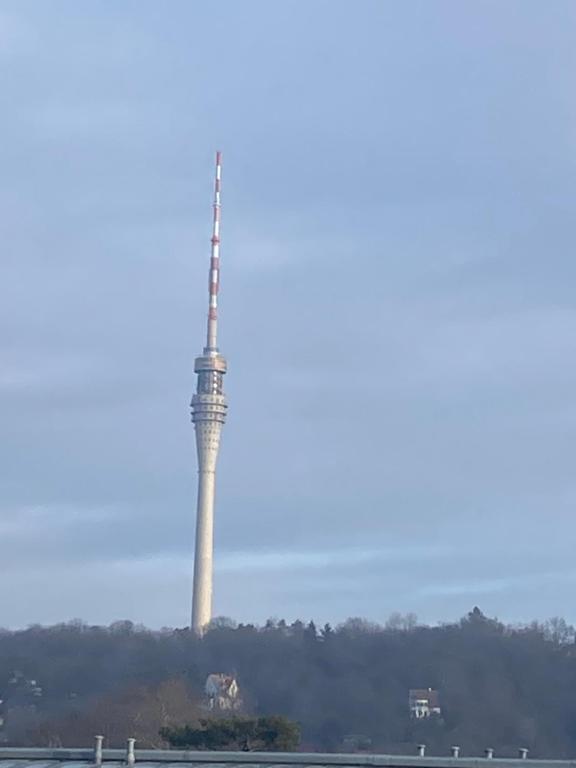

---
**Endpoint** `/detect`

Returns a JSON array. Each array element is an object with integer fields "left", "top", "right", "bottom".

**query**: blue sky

[{"left": 2, "top": 0, "right": 576, "bottom": 628}]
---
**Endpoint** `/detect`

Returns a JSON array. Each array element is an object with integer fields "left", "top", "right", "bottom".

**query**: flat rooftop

[{"left": 0, "top": 749, "right": 574, "bottom": 768}]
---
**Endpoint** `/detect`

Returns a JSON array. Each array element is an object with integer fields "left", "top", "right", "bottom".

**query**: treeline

[{"left": 1, "top": 608, "right": 576, "bottom": 756}]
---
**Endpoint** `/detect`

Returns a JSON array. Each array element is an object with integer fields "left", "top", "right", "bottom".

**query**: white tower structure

[{"left": 190, "top": 151, "right": 227, "bottom": 634}]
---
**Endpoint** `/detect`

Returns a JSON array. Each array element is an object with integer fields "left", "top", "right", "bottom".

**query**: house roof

[{"left": 409, "top": 689, "right": 440, "bottom": 707}]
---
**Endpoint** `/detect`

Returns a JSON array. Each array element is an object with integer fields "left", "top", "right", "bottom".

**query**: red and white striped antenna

[{"left": 206, "top": 150, "right": 222, "bottom": 352}]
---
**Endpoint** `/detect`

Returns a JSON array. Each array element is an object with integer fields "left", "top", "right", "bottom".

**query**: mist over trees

[{"left": 1, "top": 609, "right": 576, "bottom": 757}]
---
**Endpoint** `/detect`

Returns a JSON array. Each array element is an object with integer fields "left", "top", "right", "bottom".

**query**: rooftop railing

[{"left": 0, "top": 741, "right": 574, "bottom": 768}]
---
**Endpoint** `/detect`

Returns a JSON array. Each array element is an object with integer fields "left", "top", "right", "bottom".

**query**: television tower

[{"left": 190, "top": 151, "right": 227, "bottom": 634}]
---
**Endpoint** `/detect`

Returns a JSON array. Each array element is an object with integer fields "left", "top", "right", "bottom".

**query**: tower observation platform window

[{"left": 198, "top": 370, "right": 224, "bottom": 395}]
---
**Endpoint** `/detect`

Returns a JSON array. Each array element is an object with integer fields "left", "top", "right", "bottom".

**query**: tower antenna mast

[{"left": 206, "top": 151, "right": 222, "bottom": 352}]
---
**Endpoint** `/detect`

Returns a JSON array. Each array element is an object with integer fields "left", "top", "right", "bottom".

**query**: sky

[{"left": 2, "top": 0, "right": 576, "bottom": 629}]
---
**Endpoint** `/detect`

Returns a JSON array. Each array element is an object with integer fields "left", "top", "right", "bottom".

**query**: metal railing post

[
  {"left": 94, "top": 735, "right": 103, "bottom": 767},
  {"left": 126, "top": 738, "right": 135, "bottom": 766}
]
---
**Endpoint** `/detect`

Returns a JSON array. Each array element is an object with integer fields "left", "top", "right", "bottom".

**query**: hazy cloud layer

[{"left": 2, "top": 0, "right": 576, "bottom": 628}]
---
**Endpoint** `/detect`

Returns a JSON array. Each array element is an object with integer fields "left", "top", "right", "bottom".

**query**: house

[
  {"left": 204, "top": 674, "right": 241, "bottom": 711},
  {"left": 7, "top": 671, "right": 43, "bottom": 701},
  {"left": 409, "top": 688, "right": 441, "bottom": 719}
]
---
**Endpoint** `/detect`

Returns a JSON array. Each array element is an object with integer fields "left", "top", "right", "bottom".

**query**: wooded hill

[{"left": 1, "top": 608, "right": 576, "bottom": 757}]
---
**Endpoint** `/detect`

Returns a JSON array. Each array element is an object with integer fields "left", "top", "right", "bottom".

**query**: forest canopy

[{"left": 1, "top": 609, "right": 575, "bottom": 757}]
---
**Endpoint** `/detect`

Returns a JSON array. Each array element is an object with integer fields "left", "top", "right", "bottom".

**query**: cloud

[
  {"left": 0, "top": 504, "right": 114, "bottom": 537},
  {"left": 2, "top": 0, "right": 576, "bottom": 628},
  {"left": 414, "top": 307, "right": 576, "bottom": 388},
  {"left": 0, "top": 354, "right": 107, "bottom": 395},
  {"left": 216, "top": 544, "right": 451, "bottom": 573},
  {"left": 33, "top": 101, "right": 171, "bottom": 141},
  {"left": 418, "top": 570, "right": 576, "bottom": 599}
]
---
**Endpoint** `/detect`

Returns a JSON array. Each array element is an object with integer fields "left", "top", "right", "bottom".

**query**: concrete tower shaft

[{"left": 190, "top": 152, "right": 227, "bottom": 634}]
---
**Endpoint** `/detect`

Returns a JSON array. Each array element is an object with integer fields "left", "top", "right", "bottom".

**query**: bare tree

[{"left": 25, "top": 679, "right": 201, "bottom": 748}]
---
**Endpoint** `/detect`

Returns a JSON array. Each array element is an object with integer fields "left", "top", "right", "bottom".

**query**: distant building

[
  {"left": 7, "top": 671, "right": 43, "bottom": 700},
  {"left": 409, "top": 688, "right": 441, "bottom": 719},
  {"left": 0, "top": 671, "right": 45, "bottom": 742},
  {"left": 204, "top": 674, "right": 241, "bottom": 711}
]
